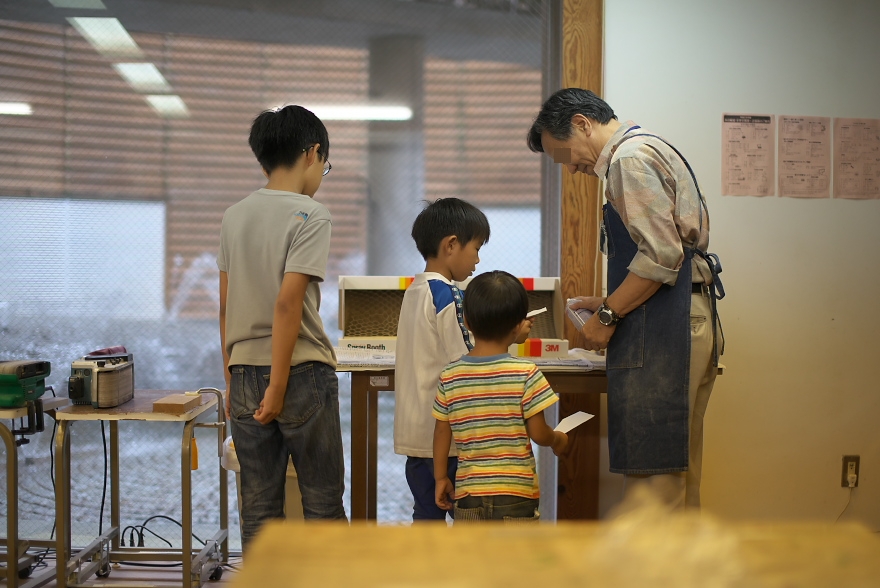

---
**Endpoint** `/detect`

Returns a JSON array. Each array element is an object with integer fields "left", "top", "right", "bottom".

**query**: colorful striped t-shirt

[{"left": 432, "top": 354, "right": 558, "bottom": 499}]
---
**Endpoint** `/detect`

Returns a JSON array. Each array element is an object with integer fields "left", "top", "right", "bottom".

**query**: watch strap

[{"left": 598, "top": 301, "right": 623, "bottom": 325}]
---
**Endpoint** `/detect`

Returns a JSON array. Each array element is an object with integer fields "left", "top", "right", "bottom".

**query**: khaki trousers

[{"left": 622, "top": 291, "right": 721, "bottom": 510}]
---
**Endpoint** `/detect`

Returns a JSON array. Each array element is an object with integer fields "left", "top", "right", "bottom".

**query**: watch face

[{"left": 598, "top": 308, "right": 613, "bottom": 325}]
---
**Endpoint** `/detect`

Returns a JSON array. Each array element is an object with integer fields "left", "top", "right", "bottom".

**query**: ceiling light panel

[
  {"left": 113, "top": 63, "right": 171, "bottom": 93},
  {"left": 67, "top": 17, "right": 143, "bottom": 59},
  {"left": 299, "top": 105, "right": 413, "bottom": 121},
  {"left": 0, "top": 102, "right": 33, "bottom": 115},
  {"left": 49, "top": 0, "right": 107, "bottom": 8},
  {"left": 145, "top": 95, "right": 189, "bottom": 118}
]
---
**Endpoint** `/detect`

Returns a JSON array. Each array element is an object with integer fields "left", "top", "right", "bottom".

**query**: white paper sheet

[
  {"left": 526, "top": 307, "right": 547, "bottom": 318},
  {"left": 553, "top": 410, "right": 594, "bottom": 433}
]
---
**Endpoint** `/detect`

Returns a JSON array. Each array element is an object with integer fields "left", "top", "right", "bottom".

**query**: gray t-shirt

[{"left": 217, "top": 188, "right": 336, "bottom": 369}]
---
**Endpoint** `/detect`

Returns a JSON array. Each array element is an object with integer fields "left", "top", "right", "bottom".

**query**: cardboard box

[
  {"left": 338, "top": 276, "right": 414, "bottom": 337},
  {"left": 152, "top": 393, "right": 200, "bottom": 414},
  {"left": 337, "top": 276, "right": 568, "bottom": 358}
]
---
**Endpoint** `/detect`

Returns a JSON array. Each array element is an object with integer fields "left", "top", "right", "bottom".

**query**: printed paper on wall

[
  {"left": 722, "top": 114, "right": 776, "bottom": 197},
  {"left": 833, "top": 118, "right": 880, "bottom": 200},
  {"left": 778, "top": 115, "right": 831, "bottom": 199}
]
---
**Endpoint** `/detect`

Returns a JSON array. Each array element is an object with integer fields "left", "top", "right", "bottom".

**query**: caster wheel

[
  {"left": 96, "top": 564, "right": 111, "bottom": 578},
  {"left": 18, "top": 565, "right": 33, "bottom": 579},
  {"left": 209, "top": 566, "right": 224, "bottom": 581}
]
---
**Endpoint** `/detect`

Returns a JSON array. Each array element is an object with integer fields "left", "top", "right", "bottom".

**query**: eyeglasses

[{"left": 304, "top": 145, "right": 332, "bottom": 176}]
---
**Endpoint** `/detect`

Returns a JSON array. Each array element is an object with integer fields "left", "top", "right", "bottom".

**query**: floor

[{"left": 3, "top": 555, "right": 241, "bottom": 587}]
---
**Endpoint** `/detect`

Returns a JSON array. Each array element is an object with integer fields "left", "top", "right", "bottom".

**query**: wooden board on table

[{"left": 152, "top": 393, "right": 201, "bottom": 414}]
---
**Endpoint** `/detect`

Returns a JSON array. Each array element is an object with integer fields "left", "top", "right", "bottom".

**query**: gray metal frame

[
  {"left": 54, "top": 388, "right": 228, "bottom": 588},
  {"left": 1, "top": 400, "right": 64, "bottom": 588}
]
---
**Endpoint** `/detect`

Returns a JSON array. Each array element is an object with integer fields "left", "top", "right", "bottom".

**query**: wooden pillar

[
  {"left": 556, "top": 0, "right": 604, "bottom": 520},
  {"left": 560, "top": 0, "right": 603, "bottom": 317}
]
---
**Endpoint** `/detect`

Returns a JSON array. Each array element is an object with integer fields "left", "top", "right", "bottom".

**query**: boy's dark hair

[
  {"left": 411, "top": 198, "right": 490, "bottom": 260},
  {"left": 527, "top": 88, "right": 617, "bottom": 153},
  {"left": 463, "top": 270, "right": 528, "bottom": 342},
  {"left": 249, "top": 105, "right": 330, "bottom": 174}
]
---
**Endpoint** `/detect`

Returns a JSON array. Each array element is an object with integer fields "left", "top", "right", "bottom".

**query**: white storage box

[{"left": 337, "top": 275, "right": 569, "bottom": 358}]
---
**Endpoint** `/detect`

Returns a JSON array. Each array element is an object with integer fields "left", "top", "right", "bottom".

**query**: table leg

[
  {"left": 54, "top": 421, "right": 71, "bottom": 588},
  {"left": 110, "top": 422, "right": 120, "bottom": 553},
  {"left": 350, "top": 371, "right": 392, "bottom": 521},
  {"left": 350, "top": 372, "right": 379, "bottom": 520},
  {"left": 544, "top": 372, "right": 604, "bottom": 520},
  {"left": 1, "top": 423, "right": 18, "bottom": 587},
  {"left": 182, "top": 420, "right": 195, "bottom": 587}
]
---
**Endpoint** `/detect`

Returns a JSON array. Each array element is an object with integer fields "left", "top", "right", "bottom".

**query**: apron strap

[{"left": 693, "top": 249, "right": 726, "bottom": 367}]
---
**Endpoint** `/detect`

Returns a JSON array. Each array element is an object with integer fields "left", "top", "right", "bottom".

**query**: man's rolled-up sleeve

[{"left": 606, "top": 155, "right": 684, "bottom": 286}]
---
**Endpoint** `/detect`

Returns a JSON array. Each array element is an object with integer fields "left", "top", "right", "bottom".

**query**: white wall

[{"left": 599, "top": 0, "right": 880, "bottom": 528}]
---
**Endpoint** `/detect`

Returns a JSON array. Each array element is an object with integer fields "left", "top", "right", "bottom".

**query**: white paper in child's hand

[
  {"left": 526, "top": 307, "right": 548, "bottom": 319},
  {"left": 554, "top": 411, "right": 594, "bottom": 433}
]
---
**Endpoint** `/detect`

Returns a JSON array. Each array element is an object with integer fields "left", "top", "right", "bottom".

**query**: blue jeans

[
  {"left": 453, "top": 494, "right": 540, "bottom": 522},
  {"left": 229, "top": 362, "right": 347, "bottom": 548},
  {"left": 405, "top": 456, "right": 457, "bottom": 522}
]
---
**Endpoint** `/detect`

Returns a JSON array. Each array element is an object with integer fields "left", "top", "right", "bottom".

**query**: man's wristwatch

[{"left": 597, "top": 300, "right": 623, "bottom": 326}]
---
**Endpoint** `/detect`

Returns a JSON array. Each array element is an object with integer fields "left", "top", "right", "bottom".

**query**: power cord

[
  {"left": 99, "top": 420, "right": 108, "bottom": 536},
  {"left": 138, "top": 515, "right": 208, "bottom": 546},
  {"left": 119, "top": 515, "right": 208, "bottom": 551},
  {"left": 25, "top": 387, "right": 60, "bottom": 573},
  {"left": 834, "top": 473, "right": 858, "bottom": 523}
]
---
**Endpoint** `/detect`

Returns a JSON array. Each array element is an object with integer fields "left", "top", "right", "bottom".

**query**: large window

[{"left": 0, "top": 0, "right": 549, "bottom": 547}]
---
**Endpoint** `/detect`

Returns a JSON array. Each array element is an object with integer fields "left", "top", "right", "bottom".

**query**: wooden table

[
  {"left": 340, "top": 364, "right": 606, "bottom": 521},
  {"left": 231, "top": 519, "right": 880, "bottom": 587},
  {"left": 53, "top": 389, "right": 228, "bottom": 588}
]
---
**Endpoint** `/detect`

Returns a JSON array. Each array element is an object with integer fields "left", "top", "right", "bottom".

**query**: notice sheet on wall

[
  {"left": 833, "top": 118, "right": 880, "bottom": 200},
  {"left": 778, "top": 116, "right": 831, "bottom": 198},
  {"left": 722, "top": 114, "right": 775, "bottom": 196}
]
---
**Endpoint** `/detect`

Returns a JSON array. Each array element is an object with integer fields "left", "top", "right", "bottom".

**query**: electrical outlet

[{"left": 841, "top": 455, "right": 860, "bottom": 488}]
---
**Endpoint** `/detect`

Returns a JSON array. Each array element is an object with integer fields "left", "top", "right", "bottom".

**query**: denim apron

[{"left": 602, "top": 130, "right": 724, "bottom": 474}]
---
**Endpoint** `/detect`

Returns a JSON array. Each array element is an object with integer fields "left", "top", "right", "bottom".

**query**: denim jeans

[
  {"left": 229, "top": 362, "right": 347, "bottom": 548},
  {"left": 453, "top": 494, "right": 540, "bottom": 523}
]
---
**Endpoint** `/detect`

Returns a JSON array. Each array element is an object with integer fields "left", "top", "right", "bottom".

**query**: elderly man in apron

[{"left": 528, "top": 88, "right": 724, "bottom": 509}]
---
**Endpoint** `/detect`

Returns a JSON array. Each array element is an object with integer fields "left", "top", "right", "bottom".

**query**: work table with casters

[{"left": 53, "top": 389, "right": 228, "bottom": 588}]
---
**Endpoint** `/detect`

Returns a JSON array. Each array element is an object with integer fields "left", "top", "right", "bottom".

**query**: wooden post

[{"left": 556, "top": 0, "right": 604, "bottom": 520}]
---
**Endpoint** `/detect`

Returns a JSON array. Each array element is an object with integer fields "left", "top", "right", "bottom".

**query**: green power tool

[{"left": 0, "top": 360, "right": 51, "bottom": 409}]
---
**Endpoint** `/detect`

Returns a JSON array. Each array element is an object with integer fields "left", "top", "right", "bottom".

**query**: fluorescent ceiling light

[
  {"left": 0, "top": 102, "right": 33, "bottom": 115},
  {"left": 145, "top": 95, "right": 189, "bottom": 118},
  {"left": 300, "top": 105, "right": 413, "bottom": 121},
  {"left": 67, "top": 17, "right": 143, "bottom": 59},
  {"left": 49, "top": 0, "right": 107, "bottom": 8},
  {"left": 113, "top": 63, "right": 171, "bottom": 93}
]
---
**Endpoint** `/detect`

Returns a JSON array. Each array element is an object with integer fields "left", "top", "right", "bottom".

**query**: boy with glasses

[{"left": 218, "top": 105, "right": 346, "bottom": 550}]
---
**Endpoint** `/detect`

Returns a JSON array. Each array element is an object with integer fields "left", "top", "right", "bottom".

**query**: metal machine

[{"left": 68, "top": 352, "right": 135, "bottom": 408}]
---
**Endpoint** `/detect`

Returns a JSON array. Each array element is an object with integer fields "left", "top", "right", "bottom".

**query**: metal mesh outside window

[{"left": 0, "top": 0, "right": 548, "bottom": 550}]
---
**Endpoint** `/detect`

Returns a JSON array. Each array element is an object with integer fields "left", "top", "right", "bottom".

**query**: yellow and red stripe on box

[
  {"left": 510, "top": 338, "right": 569, "bottom": 358},
  {"left": 399, "top": 276, "right": 414, "bottom": 290},
  {"left": 518, "top": 277, "right": 535, "bottom": 290}
]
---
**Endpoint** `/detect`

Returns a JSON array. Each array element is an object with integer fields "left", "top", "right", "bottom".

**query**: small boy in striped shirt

[{"left": 432, "top": 270, "right": 568, "bottom": 521}]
